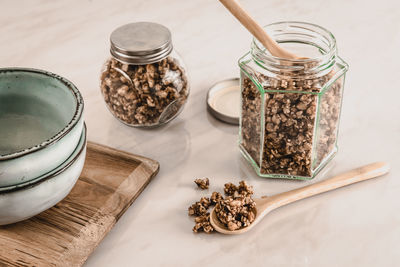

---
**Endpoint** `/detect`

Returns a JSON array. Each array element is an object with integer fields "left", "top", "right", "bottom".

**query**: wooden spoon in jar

[
  {"left": 210, "top": 162, "right": 390, "bottom": 235},
  {"left": 218, "top": 0, "right": 304, "bottom": 60}
]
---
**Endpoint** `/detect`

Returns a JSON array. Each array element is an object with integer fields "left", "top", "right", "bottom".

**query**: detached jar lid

[
  {"left": 110, "top": 22, "right": 173, "bottom": 65},
  {"left": 207, "top": 78, "right": 240, "bottom": 125}
]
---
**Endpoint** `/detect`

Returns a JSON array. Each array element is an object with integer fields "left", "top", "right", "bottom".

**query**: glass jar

[
  {"left": 100, "top": 22, "right": 189, "bottom": 127},
  {"left": 239, "top": 21, "right": 349, "bottom": 180}
]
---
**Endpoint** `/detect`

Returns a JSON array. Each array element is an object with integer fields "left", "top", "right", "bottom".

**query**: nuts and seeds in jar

[
  {"left": 239, "top": 22, "right": 349, "bottom": 180},
  {"left": 100, "top": 22, "right": 189, "bottom": 127}
]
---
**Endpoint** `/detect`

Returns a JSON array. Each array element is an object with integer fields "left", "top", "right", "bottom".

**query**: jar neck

[{"left": 251, "top": 21, "right": 337, "bottom": 78}]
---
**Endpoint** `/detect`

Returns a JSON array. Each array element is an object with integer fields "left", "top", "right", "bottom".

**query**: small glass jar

[
  {"left": 100, "top": 22, "right": 189, "bottom": 127},
  {"left": 239, "top": 21, "right": 349, "bottom": 180}
]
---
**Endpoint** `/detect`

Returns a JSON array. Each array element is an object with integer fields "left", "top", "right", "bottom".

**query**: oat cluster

[
  {"left": 188, "top": 195, "right": 213, "bottom": 233},
  {"left": 210, "top": 191, "right": 223, "bottom": 205},
  {"left": 100, "top": 57, "right": 188, "bottom": 126},
  {"left": 192, "top": 213, "right": 213, "bottom": 233},
  {"left": 241, "top": 69, "right": 343, "bottom": 177},
  {"left": 188, "top": 197, "right": 210, "bottom": 217},
  {"left": 188, "top": 180, "right": 256, "bottom": 233},
  {"left": 194, "top": 177, "right": 209, "bottom": 190}
]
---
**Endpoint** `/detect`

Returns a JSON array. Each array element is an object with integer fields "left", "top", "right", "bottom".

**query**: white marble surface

[{"left": 1, "top": 0, "right": 400, "bottom": 266}]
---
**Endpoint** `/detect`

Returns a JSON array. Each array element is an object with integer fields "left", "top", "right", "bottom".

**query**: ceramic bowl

[
  {"left": 0, "top": 68, "right": 84, "bottom": 187},
  {"left": 0, "top": 123, "right": 87, "bottom": 225}
]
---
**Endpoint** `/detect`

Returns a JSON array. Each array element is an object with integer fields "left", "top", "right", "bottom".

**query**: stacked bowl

[{"left": 0, "top": 68, "right": 86, "bottom": 225}]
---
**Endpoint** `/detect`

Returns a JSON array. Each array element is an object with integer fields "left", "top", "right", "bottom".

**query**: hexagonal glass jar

[{"left": 239, "top": 22, "right": 348, "bottom": 180}]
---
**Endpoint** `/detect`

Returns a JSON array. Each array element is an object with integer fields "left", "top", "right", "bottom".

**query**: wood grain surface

[{"left": 0, "top": 142, "right": 159, "bottom": 267}]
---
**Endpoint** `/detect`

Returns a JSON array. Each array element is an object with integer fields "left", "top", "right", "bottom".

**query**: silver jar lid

[{"left": 110, "top": 22, "right": 173, "bottom": 65}]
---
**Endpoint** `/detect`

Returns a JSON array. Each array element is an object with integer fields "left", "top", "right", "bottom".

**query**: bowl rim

[
  {"left": 0, "top": 123, "right": 87, "bottom": 194},
  {"left": 0, "top": 67, "right": 84, "bottom": 160}
]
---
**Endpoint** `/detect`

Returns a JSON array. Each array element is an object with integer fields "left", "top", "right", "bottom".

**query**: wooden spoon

[
  {"left": 210, "top": 162, "right": 390, "bottom": 235},
  {"left": 218, "top": 0, "right": 302, "bottom": 60}
]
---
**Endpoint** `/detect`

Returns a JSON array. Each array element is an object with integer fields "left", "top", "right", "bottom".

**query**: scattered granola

[
  {"left": 194, "top": 177, "right": 209, "bottom": 190},
  {"left": 199, "top": 197, "right": 211, "bottom": 209},
  {"left": 210, "top": 191, "right": 223, "bottom": 205},
  {"left": 189, "top": 198, "right": 215, "bottom": 233},
  {"left": 189, "top": 180, "right": 256, "bottom": 233},
  {"left": 100, "top": 57, "right": 188, "bottom": 126},
  {"left": 192, "top": 213, "right": 214, "bottom": 233},
  {"left": 188, "top": 197, "right": 210, "bottom": 217},
  {"left": 224, "top": 180, "right": 254, "bottom": 197},
  {"left": 223, "top": 182, "right": 237, "bottom": 196}
]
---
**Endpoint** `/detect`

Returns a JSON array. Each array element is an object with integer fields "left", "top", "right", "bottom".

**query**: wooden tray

[{"left": 0, "top": 142, "right": 159, "bottom": 267}]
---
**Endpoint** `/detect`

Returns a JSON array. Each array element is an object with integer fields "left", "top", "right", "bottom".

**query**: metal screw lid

[{"left": 110, "top": 22, "right": 173, "bottom": 65}]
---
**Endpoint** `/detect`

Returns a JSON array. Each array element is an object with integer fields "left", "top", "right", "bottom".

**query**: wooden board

[{"left": 0, "top": 142, "right": 159, "bottom": 267}]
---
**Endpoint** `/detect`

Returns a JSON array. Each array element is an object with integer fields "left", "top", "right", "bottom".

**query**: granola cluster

[
  {"left": 188, "top": 180, "right": 256, "bottom": 233},
  {"left": 188, "top": 197, "right": 211, "bottom": 216},
  {"left": 210, "top": 191, "right": 223, "bottom": 205},
  {"left": 188, "top": 195, "right": 213, "bottom": 233},
  {"left": 241, "top": 69, "right": 343, "bottom": 177},
  {"left": 100, "top": 57, "right": 188, "bottom": 126},
  {"left": 224, "top": 181, "right": 254, "bottom": 197},
  {"left": 194, "top": 177, "right": 209, "bottom": 190},
  {"left": 192, "top": 213, "right": 213, "bottom": 233}
]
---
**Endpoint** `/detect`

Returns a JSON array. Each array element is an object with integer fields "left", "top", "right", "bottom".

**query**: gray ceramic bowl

[
  {"left": 0, "top": 68, "right": 84, "bottom": 187},
  {"left": 0, "top": 123, "right": 86, "bottom": 225}
]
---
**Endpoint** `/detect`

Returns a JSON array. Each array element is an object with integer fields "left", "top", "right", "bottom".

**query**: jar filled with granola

[
  {"left": 100, "top": 22, "right": 189, "bottom": 127},
  {"left": 239, "top": 22, "right": 348, "bottom": 180}
]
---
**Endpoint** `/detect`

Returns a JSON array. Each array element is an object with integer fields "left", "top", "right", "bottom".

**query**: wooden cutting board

[{"left": 0, "top": 142, "right": 159, "bottom": 267}]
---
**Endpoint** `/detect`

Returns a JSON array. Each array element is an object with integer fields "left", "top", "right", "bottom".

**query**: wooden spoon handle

[
  {"left": 264, "top": 162, "right": 390, "bottom": 210},
  {"left": 218, "top": 0, "right": 297, "bottom": 59}
]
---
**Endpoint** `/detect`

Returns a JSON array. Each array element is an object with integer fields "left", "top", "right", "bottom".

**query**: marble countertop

[{"left": 1, "top": 0, "right": 400, "bottom": 266}]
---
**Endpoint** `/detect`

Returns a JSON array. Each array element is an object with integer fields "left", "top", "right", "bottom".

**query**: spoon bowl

[{"left": 210, "top": 200, "right": 260, "bottom": 235}]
